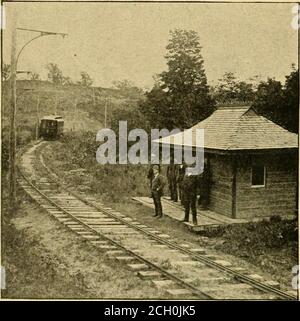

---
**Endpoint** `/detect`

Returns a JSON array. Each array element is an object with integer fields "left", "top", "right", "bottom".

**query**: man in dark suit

[
  {"left": 151, "top": 165, "right": 165, "bottom": 218},
  {"left": 177, "top": 163, "right": 186, "bottom": 205},
  {"left": 182, "top": 171, "right": 199, "bottom": 225},
  {"left": 147, "top": 165, "right": 154, "bottom": 190},
  {"left": 167, "top": 164, "right": 179, "bottom": 202}
]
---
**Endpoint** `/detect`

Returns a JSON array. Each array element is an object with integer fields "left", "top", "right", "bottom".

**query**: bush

[
  {"left": 17, "top": 129, "right": 35, "bottom": 146},
  {"left": 50, "top": 131, "right": 150, "bottom": 202},
  {"left": 1, "top": 124, "right": 35, "bottom": 172},
  {"left": 210, "top": 218, "right": 298, "bottom": 255}
]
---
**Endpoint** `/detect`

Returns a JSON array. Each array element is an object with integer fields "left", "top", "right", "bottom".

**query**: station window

[{"left": 251, "top": 164, "right": 266, "bottom": 187}]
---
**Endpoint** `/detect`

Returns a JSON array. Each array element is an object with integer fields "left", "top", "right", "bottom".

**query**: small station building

[{"left": 156, "top": 106, "right": 298, "bottom": 219}]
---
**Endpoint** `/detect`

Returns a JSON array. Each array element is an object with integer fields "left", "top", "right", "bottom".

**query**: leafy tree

[
  {"left": 140, "top": 29, "right": 215, "bottom": 129},
  {"left": 235, "top": 81, "right": 255, "bottom": 103},
  {"left": 111, "top": 107, "right": 149, "bottom": 135},
  {"left": 46, "top": 63, "right": 63, "bottom": 84},
  {"left": 139, "top": 85, "right": 173, "bottom": 130},
  {"left": 78, "top": 71, "right": 93, "bottom": 87},
  {"left": 248, "top": 74, "right": 263, "bottom": 91},
  {"left": 214, "top": 72, "right": 237, "bottom": 103},
  {"left": 2, "top": 63, "right": 10, "bottom": 81},
  {"left": 248, "top": 67, "right": 298, "bottom": 133},
  {"left": 213, "top": 72, "right": 254, "bottom": 103},
  {"left": 281, "top": 67, "right": 298, "bottom": 133},
  {"left": 252, "top": 78, "right": 284, "bottom": 124}
]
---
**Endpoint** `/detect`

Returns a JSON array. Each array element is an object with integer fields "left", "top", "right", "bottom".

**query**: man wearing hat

[
  {"left": 181, "top": 170, "right": 199, "bottom": 225},
  {"left": 151, "top": 165, "right": 165, "bottom": 218}
]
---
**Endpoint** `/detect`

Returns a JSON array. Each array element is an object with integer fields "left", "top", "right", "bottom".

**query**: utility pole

[
  {"left": 54, "top": 96, "right": 58, "bottom": 115},
  {"left": 73, "top": 99, "right": 77, "bottom": 131},
  {"left": 9, "top": 16, "right": 17, "bottom": 214},
  {"left": 8, "top": 25, "right": 67, "bottom": 214},
  {"left": 104, "top": 99, "right": 107, "bottom": 128},
  {"left": 35, "top": 96, "right": 40, "bottom": 140},
  {"left": 92, "top": 87, "right": 96, "bottom": 107}
]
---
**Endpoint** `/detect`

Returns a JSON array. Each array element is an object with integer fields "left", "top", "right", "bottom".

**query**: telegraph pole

[
  {"left": 9, "top": 17, "right": 17, "bottom": 214},
  {"left": 92, "top": 87, "right": 96, "bottom": 107},
  {"left": 54, "top": 96, "right": 58, "bottom": 115},
  {"left": 104, "top": 99, "right": 107, "bottom": 128},
  {"left": 73, "top": 99, "right": 77, "bottom": 131},
  {"left": 35, "top": 96, "right": 40, "bottom": 140},
  {"left": 8, "top": 24, "right": 67, "bottom": 214}
]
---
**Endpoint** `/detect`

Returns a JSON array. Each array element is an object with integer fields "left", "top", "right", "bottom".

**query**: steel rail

[
  {"left": 38, "top": 151, "right": 297, "bottom": 301},
  {"left": 17, "top": 166, "right": 213, "bottom": 300},
  {"left": 20, "top": 141, "right": 298, "bottom": 301}
]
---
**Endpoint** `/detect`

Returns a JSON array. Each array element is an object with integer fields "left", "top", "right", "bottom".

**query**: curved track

[{"left": 17, "top": 141, "right": 298, "bottom": 300}]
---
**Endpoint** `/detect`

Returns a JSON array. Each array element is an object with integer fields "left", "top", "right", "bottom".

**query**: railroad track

[{"left": 17, "top": 141, "right": 298, "bottom": 300}]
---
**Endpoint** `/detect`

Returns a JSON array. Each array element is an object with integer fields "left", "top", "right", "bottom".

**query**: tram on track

[{"left": 39, "top": 115, "right": 64, "bottom": 140}]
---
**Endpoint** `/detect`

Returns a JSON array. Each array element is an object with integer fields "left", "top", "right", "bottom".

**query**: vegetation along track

[{"left": 17, "top": 141, "right": 297, "bottom": 300}]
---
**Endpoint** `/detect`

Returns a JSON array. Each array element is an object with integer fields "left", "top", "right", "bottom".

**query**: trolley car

[{"left": 39, "top": 115, "right": 64, "bottom": 140}]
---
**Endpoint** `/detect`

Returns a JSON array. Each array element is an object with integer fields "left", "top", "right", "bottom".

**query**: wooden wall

[
  {"left": 235, "top": 152, "right": 297, "bottom": 219},
  {"left": 209, "top": 154, "right": 233, "bottom": 217}
]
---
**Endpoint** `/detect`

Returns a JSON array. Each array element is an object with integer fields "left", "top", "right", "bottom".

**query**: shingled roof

[{"left": 155, "top": 106, "right": 298, "bottom": 151}]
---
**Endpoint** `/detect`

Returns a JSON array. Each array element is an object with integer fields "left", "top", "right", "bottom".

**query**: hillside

[{"left": 2, "top": 80, "right": 143, "bottom": 134}]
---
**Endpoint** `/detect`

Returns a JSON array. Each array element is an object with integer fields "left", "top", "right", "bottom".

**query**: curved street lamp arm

[
  {"left": 16, "top": 31, "right": 67, "bottom": 67},
  {"left": 16, "top": 34, "right": 46, "bottom": 66}
]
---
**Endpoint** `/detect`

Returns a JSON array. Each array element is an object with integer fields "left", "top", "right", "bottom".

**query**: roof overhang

[{"left": 155, "top": 143, "right": 298, "bottom": 155}]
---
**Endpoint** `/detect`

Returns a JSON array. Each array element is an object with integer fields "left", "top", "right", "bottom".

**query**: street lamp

[
  {"left": 9, "top": 25, "right": 67, "bottom": 214},
  {"left": 16, "top": 28, "right": 67, "bottom": 66}
]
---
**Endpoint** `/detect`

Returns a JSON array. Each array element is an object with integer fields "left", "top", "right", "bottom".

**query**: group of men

[{"left": 147, "top": 161, "right": 211, "bottom": 225}]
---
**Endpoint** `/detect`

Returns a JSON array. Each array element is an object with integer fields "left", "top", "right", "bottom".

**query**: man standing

[
  {"left": 182, "top": 171, "right": 199, "bottom": 225},
  {"left": 151, "top": 165, "right": 165, "bottom": 218},
  {"left": 198, "top": 158, "right": 211, "bottom": 209},
  {"left": 177, "top": 163, "right": 186, "bottom": 205},
  {"left": 147, "top": 165, "right": 154, "bottom": 188},
  {"left": 167, "top": 164, "right": 179, "bottom": 202}
]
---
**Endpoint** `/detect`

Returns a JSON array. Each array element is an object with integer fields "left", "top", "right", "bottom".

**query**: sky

[{"left": 3, "top": 2, "right": 299, "bottom": 89}]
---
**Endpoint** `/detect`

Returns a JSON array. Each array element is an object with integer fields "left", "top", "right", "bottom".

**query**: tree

[
  {"left": 252, "top": 67, "right": 298, "bottom": 133},
  {"left": 2, "top": 63, "right": 10, "bottom": 81},
  {"left": 281, "top": 67, "right": 298, "bottom": 133},
  {"left": 235, "top": 81, "right": 255, "bottom": 103},
  {"left": 214, "top": 72, "right": 237, "bottom": 103},
  {"left": 140, "top": 29, "right": 215, "bottom": 129},
  {"left": 157, "top": 29, "right": 215, "bottom": 128},
  {"left": 46, "top": 63, "right": 63, "bottom": 84},
  {"left": 213, "top": 72, "right": 254, "bottom": 103},
  {"left": 248, "top": 74, "right": 263, "bottom": 91},
  {"left": 139, "top": 85, "right": 173, "bottom": 130},
  {"left": 78, "top": 71, "right": 93, "bottom": 87},
  {"left": 252, "top": 78, "right": 284, "bottom": 123}
]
